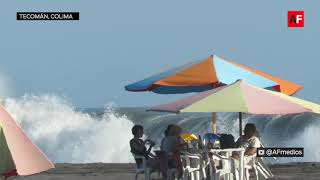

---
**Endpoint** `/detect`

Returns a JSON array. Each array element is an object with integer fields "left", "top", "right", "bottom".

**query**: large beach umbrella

[
  {"left": 125, "top": 54, "right": 301, "bottom": 133},
  {"left": 0, "top": 105, "right": 54, "bottom": 178},
  {"left": 148, "top": 80, "right": 320, "bottom": 142},
  {"left": 125, "top": 55, "right": 301, "bottom": 95}
]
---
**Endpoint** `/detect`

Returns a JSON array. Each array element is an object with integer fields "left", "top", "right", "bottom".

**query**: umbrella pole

[
  {"left": 212, "top": 112, "right": 217, "bottom": 133},
  {"left": 239, "top": 112, "right": 244, "bottom": 180},
  {"left": 239, "top": 112, "right": 243, "bottom": 143}
]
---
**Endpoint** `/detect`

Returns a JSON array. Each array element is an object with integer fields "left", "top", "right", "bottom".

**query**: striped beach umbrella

[
  {"left": 148, "top": 80, "right": 320, "bottom": 141},
  {"left": 125, "top": 55, "right": 301, "bottom": 95}
]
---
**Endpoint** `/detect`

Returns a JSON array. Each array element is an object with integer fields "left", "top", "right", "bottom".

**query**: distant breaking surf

[{"left": 3, "top": 94, "right": 320, "bottom": 163}]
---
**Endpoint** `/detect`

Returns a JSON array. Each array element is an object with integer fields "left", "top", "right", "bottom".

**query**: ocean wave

[
  {"left": 2, "top": 94, "right": 320, "bottom": 163},
  {"left": 4, "top": 94, "right": 134, "bottom": 163}
]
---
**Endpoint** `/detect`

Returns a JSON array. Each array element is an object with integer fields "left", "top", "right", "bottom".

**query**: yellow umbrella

[{"left": 181, "top": 133, "right": 198, "bottom": 142}]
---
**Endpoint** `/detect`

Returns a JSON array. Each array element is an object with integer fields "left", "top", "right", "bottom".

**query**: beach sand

[{"left": 12, "top": 162, "right": 320, "bottom": 180}]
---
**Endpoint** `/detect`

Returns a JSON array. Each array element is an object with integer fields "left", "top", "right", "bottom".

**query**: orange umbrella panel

[{"left": 125, "top": 55, "right": 301, "bottom": 94}]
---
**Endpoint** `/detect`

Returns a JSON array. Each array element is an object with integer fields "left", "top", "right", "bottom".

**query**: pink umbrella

[
  {"left": 148, "top": 80, "right": 320, "bottom": 142},
  {"left": 0, "top": 105, "right": 54, "bottom": 178}
]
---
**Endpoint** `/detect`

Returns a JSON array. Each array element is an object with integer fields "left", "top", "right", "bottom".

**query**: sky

[{"left": 0, "top": 1, "right": 319, "bottom": 108}]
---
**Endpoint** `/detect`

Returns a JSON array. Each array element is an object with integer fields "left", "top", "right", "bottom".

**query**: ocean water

[{"left": 2, "top": 94, "right": 320, "bottom": 164}]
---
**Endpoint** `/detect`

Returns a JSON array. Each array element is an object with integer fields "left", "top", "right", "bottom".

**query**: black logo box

[
  {"left": 257, "top": 147, "right": 304, "bottom": 157},
  {"left": 17, "top": 12, "right": 79, "bottom": 20}
]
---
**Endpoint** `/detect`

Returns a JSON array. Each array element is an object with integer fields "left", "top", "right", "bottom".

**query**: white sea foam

[
  {"left": 282, "top": 122, "right": 320, "bottom": 162},
  {"left": 1, "top": 94, "right": 320, "bottom": 163},
  {"left": 3, "top": 94, "right": 135, "bottom": 163}
]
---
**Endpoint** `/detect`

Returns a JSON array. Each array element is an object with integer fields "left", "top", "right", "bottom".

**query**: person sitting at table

[
  {"left": 161, "top": 125, "right": 185, "bottom": 153},
  {"left": 161, "top": 125, "right": 185, "bottom": 178},
  {"left": 236, "top": 123, "right": 260, "bottom": 156},
  {"left": 130, "top": 125, "right": 158, "bottom": 169},
  {"left": 160, "top": 124, "right": 175, "bottom": 151},
  {"left": 233, "top": 123, "right": 261, "bottom": 165}
]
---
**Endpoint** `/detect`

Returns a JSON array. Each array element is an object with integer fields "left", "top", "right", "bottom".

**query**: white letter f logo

[{"left": 296, "top": 15, "right": 303, "bottom": 23}]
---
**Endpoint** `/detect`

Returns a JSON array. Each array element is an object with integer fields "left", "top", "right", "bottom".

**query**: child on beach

[{"left": 129, "top": 125, "right": 158, "bottom": 169}]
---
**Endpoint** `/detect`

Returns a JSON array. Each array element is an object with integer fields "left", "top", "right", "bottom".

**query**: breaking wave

[
  {"left": 3, "top": 95, "right": 134, "bottom": 163},
  {"left": 2, "top": 94, "right": 320, "bottom": 163}
]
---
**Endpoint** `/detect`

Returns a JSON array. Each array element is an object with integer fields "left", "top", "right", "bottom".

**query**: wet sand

[{"left": 12, "top": 162, "right": 320, "bottom": 180}]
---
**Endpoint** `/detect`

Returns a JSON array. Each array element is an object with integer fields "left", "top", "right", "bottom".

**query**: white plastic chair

[
  {"left": 180, "top": 152, "right": 202, "bottom": 180},
  {"left": 244, "top": 156, "right": 258, "bottom": 180},
  {"left": 255, "top": 158, "right": 273, "bottom": 178},
  {"left": 210, "top": 153, "right": 238, "bottom": 180},
  {"left": 244, "top": 156, "right": 273, "bottom": 180},
  {"left": 131, "top": 153, "right": 160, "bottom": 180},
  {"left": 207, "top": 148, "right": 245, "bottom": 180}
]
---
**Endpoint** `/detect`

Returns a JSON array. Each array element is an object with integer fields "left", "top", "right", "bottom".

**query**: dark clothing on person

[
  {"left": 219, "top": 134, "right": 236, "bottom": 149},
  {"left": 130, "top": 138, "right": 151, "bottom": 168},
  {"left": 130, "top": 138, "right": 148, "bottom": 156}
]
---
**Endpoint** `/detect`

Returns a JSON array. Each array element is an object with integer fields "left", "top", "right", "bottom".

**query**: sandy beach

[{"left": 11, "top": 162, "right": 320, "bottom": 180}]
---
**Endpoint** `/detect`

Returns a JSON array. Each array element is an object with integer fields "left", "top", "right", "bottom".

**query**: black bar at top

[{"left": 17, "top": 12, "right": 80, "bottom": 20}]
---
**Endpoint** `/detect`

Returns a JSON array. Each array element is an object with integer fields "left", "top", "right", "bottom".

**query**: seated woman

[
  {"left": 161, "top": 125, "right": 185, "bottom": 154},
  {"left": 160, "top": 124, "right": 175, "bottom": 151},
  {"left": 161, "top": 125, "right": 185, "bottom": 178},
  {"left": 130, "top": 125, "right": 157, "bottom": 169}
]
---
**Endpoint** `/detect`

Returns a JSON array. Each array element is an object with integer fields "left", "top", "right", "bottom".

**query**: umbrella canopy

[
  {"left": 125, "top": 55, "right": 301, "bottom": 95},
  {"left": 0, "top": 105, "right": 54, "bottom": 177},
  {"left": 148, "top": 80, "right": 320, "bottom": 140},
  {"left": 148, "top": 80, "right": 320, "bottom": 114}
]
